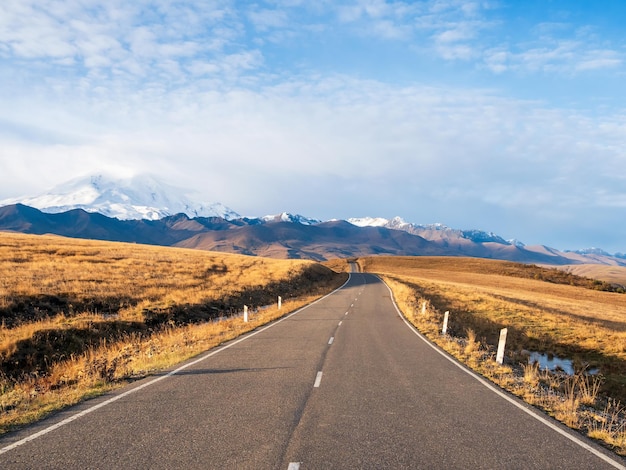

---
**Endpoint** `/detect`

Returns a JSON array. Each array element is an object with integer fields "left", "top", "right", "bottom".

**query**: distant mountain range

[
  {"left": 1, "top": 174, "right": 624, "bottom": 266},
  {"left": 1, "top": 203, "right": 625, "bottom": 267}
]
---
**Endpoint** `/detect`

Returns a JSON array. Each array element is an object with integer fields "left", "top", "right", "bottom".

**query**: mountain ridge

[{"left": 2, "top": 203, "right": 624, "bottom": 268}]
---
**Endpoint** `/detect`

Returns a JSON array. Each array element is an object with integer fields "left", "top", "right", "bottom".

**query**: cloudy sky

[{"left": 1, "top": 1, "right": 625, "bottom": 253}]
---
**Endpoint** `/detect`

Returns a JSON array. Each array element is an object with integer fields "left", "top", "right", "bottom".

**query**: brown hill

[{"left": 175, "top": 220, "right": 441, "bottom": 260}]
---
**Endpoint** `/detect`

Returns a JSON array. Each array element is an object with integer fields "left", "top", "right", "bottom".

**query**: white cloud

[
  {"left": 532, "top": 22, "right": 571, "bottom": 37},
  {"left": 517, "top": 41, "right": 577, "bottom": 71},
  {"left": 183, "top": 50, "right": 264, "bottom": 80},
  {"left": 4, "top": 0, "right": 619, "bottom": 85},
  {"left": 3, "top": 72, "right": 625, "bottom": 222},
  {"left": 1, "top": 1, "right": 625, "bottom": 251},
  {"left": 483, "top": 48, "right": 509, "bottom": 73},
  {"left": 594, "top": 191, "right": 626, "bottom": 208},
  {"left": 576, "top": 50, "right": 622, "bottom": 71},
  {"left": 412, "top": 2, "right": 625, "bottom": 76},
  {"left": 0, "top": 2, "right": 75, "bottom": 59},
  {"left": 435, "top": 42, "right": 475, "bottom": 60},
  {"left": 0, "top": 0, "right": 248, "bottom": 87},
  {"left": 481, "top": 40, "right": 624, "bottom": 74},
  {"left": 248, "top": 8, "right": 290, "bottom": 31},
  {"left": 435, "top": 26, "right": 474, "bottom": 44},
  {"left": 334, "top": 0, "right": 419, "bottom": 40},
  {"left": 370, "top": 19, "right": 411, "bottom": 39}
]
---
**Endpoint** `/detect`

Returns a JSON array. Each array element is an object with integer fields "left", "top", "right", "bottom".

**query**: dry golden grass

[
  {"left": 362, "top": 256, "right": 626, "bottom": 352},
  {"left": 1, "top": 232, "right": 311, "bottom": 314},
  {"left": 555, "top": 264, "right": 626, "bottom": 288},
  {"left": 0, "top": 232, "right": 346, "bottom": 433},
  {"left": 589, "top": 400, "right": 626, "bottom": 451},
  {"left": 323, "top": 258, "right": 356, "bottom": 273},
  {"left": 364, "top": 255, "right": 626, "bottom": 455}
]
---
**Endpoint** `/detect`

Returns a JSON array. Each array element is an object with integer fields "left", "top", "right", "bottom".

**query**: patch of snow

[
  {"left": 508, "top": 239, "right": 526, "bottom": 248},
  {"left": 567, "top": 247, "right": 612, "bottom": 256},
  {"left": 261, "top": 212, "right": 321, "bottom": 225},
  {"left": 347, "top": 217, "right": 390, "bottom": 227},
  {"left": 461, "top": 230, "right": 509, "bottom": 245}
]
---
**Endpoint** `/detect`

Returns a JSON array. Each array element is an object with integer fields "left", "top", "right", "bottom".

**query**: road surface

[{"left": 1, "top": 272, "right": 624, "bottom": 469}]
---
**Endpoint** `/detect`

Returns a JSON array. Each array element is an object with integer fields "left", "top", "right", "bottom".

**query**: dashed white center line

[
  {"left": 328, "top": 337, "right": 334, "bottom": 345},
  {"left": 345, "top": 312, "right": 348, "bottom": 316},
  {"left": 338, "top": 321, "right": 343, "bottom": 326},
  {"left": 288, "top": 463, "right": 301, "bottom": 470},
  {"left": 350, "top": 304, "right": 354, "bottom": 307},
  {"left": 314, "top": 371, "right": 323, "bottom": 388}
]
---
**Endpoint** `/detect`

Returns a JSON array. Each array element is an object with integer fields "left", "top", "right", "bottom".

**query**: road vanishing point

[{"left": 1, "top": 271, "right": 625, "bottom": 469}]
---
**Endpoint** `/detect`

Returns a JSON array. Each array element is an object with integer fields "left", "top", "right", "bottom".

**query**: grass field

[
  {"left": 355, "top": 256, "right": 626, "bottom": 454},
  {"left": 0, "top": 232, "right": 347, "bottom": 433},
  {"left": 554, "top": 264, "right": 626, "bottom": 288}
]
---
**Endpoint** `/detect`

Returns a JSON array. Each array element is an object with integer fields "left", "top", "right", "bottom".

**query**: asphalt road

[{"left": 1, "top": 272, "right": 624, "bottom": 469}]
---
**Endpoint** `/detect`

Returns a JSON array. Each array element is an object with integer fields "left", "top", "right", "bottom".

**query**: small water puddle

[{"left": 528, "top": 351, "right": 599, "bottom": 375}]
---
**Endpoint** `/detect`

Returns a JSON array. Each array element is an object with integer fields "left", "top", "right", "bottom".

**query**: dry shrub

[
  {"left": 589, "top": 401, "right": 626, "bottom": 451},
  {"left": 577, "top": 372, "right": 603, "bottom": 407},
  {"left": 556, "top": 375, "right": 581, "bottom": 428},
  {"left": 464, "top": 328, "right": 481, "bottom": 356},
  {"left": 523, "top": 361, "right": 540, "bottom": 388}
]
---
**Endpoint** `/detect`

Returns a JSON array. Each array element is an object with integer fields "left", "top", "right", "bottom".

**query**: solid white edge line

[
  {"left": 313, "top": 371, "right": 323, "bottom": 388},
  {"left": 0, "top": 273, "right": 354, "bottom": 455},
  {"left": 379, "top": 276, "right": 626, "bottom": 470}
]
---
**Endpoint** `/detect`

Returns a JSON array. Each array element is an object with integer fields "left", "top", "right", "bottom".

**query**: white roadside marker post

[
  {"left": 244, "top": 305, "right": 248, "bottom": 323},
  {"left": 442, "top": 311, "right": 449, "bottom": 335},
  {"left": 496, "top": 328, "right": 508, "bottom": 364},
  {"left": 278, "top": 296, "right": 282, "bottom": 310}
]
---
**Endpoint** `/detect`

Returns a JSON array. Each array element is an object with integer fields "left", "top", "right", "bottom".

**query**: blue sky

[{"left": 1, "top": 1, "right": 625, "bottom": 253}]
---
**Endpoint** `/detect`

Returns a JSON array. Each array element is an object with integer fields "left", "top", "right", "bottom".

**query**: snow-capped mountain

[
  {"left": 507, "top": 239, "right": 526, "bottom": 248},
  {"left": 348, "top": 217, "right": 514, "bottom": 245},
  {"left": 261, "top": 212, "right": 321, "bottom": 225},
  {"left": 459, "top": 229, "right": 510, "bottom": 245},
  {"left": 348, "top": 216, "right": 397, "bottom": 228},
  {"left": 349, "top": 216, "right": 444, "bottom": 232},
  {"left": 0, "top": 174, "right": 240, "bottom": 221},
  {"left": 567, "top": 247, "right": 612, "bottom": 256}
]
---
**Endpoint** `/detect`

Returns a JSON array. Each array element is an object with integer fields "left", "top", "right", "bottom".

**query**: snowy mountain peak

[
  {"left": 508, "top": 239, "right": 526, "bottom": 248},
  {"left": 347, "top": 217, "right": 391, "bottom": 227},
  {"left": 261, "top": 212, "right": 321, "bottom": 225},
  {"left": 567, "top": 247, "right": 612, "bottom": 256},
  {"left": 349, "top": 217, "right": 454, "bottom": 233},
  {"left": 0, "top": 173, "right": 240, "bottom": 221},
  {"left": 460, "top": 230, "right": 510, "bottom": 245},
  {"left": 346, "top": 217, "right": 514, "bottom": 246}
]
